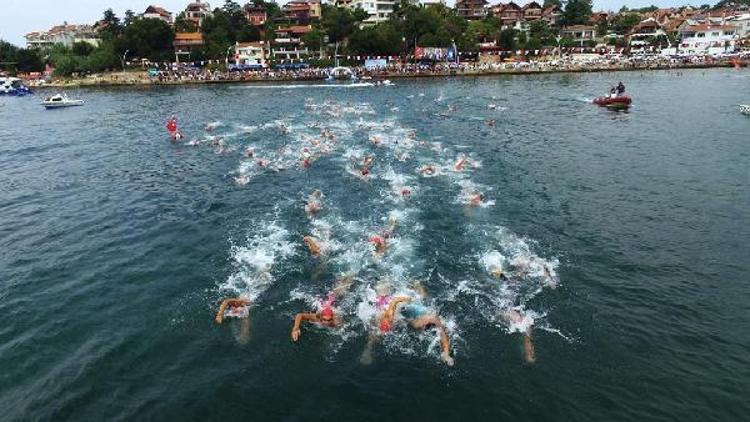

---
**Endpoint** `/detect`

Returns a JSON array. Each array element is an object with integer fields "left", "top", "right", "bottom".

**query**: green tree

[
  {"left": 611, "top": 13, "right": 641, "bottom": 35},
  {"left": 174, "top": 12, "right": 198, "bottom": 32},
  {"left": 124, "top": 9, "right": 136, "bottom": 26},
  {"left": 498, "top": 28, "right": 517, "bottom": 51},
  {"left": 562, "top": 0, "right": 592, "bottom": 26},
  {"left": 122, "top": 18, "right": 175, "bottom": 61},
  {"left": 543, "top": 0, "right": 562, "bottom": 8},
  {"left": 71, "top": 41, "right": 95, "bottom": 56},
  {"left": 100, "top": 9, "right": 123, "bottom": 40}
]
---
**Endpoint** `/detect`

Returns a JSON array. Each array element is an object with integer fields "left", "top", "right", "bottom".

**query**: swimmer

[
  {"left": 244, "top": 147, "right": 255, "bottom": 158},
  {"left": 362, "top": 155, "right": 374, "bottom": 169},
  {"left": 300, "top": 157, "right": 313, "bottom": 169},
  {"left": 500, "top": 308, "right": 536, "bottom": 364},
  {"left": 205, "top": 122, "right": 216, "bottom": 132},
  {"left": 485, "top": 119, "right": 496, "bottom": 126},
  {"left": 360, "top": 282, "right": 404, "bottom": 365},
  {"left": 418, "top": 164, "right": 438, "bottom": 176},
  {"left": 305, "top": 189, "right": 323, "bottom": 215},
  {"left": 454, "top": 154, "right": 467, "bottom": 172},
  {"left": 215, "top": 298, "right": 251, "bottom": 324},
  {"left": 469, "top": 192, "right": 485, "bottom": 206},
  {"left": 370, "top": 135, "right": 382, "bottom": 147},
  {"left": 488, "top": 103, "right": 497, "bottom": 110},
  {"left": 369, "top": 234, "right": 387, "bottom": 255},
  {"left": 215, "top": 298, "right": 251, "bottom": 344},
  {"left": 290, "top": 275, "right": 353, "bottom": 342},
  {"left": 490, "top": 265, "right": 508, "bottom": 281},
  {"left": 303, "top": 235, "right": 322, "bottom": 257},
  {"left": 257, "top": 158, "right": 269, "bottom": 168},
  {"left": 387, "top": 283, "right": 454, "bottom": 366},
  {"left": 278, "top": 123, "right": 288, "bottom": 135}
]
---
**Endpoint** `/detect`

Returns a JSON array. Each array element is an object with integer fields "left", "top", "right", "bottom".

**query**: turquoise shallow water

[{"left": 1, "top": 69, "right": 749, "bottom": 421}]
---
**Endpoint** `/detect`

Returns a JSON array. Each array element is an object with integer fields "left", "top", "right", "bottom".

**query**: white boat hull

[
  {"left": 740, "top": 104, "right": 750, "bottom": 116},
  {"left": 43, "top": 100, "right": 84, "bottom": 109}
]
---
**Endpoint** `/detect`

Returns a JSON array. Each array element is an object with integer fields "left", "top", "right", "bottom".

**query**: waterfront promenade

[{"left": 29, "top": 54, "right": 749, "bottom": 88}]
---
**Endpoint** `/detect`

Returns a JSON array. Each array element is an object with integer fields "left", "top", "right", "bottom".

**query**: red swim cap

[
  {"left": 320, "top": 307, "right": 334, "bottom": 320},
  {"left": 379, "top": 319, "right": 392, "bottom": 333}
]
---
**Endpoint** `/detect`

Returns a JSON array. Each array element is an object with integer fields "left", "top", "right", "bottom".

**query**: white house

[
  {"left": 234, "top": 41, "right": 270, "bottom": 68},
  {"left": 185, "top": 1, "right": 212, "bottom": 27},
  {"left": 25, "top": 24, "right": 100, "bottom": 49},
  {"left": 677, "top": 24, "right": 738, "bottom": 55},
  {"left": 727, "top": 13, "right": 750, "bottom": 38},
  {"left": 350, "top": 0, "right": 396, "bottom": 25},
  {"left": 143, "top": 5, "right": 174, "bottom": 24}
]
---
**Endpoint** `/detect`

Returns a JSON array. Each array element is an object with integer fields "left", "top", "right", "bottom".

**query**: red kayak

[{"left": 593, "top": 95, "right": 632, "bottom": 106}]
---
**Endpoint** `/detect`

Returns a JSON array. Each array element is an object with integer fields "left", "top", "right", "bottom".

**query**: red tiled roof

[
  {"left": 683, "top": 24, "right": 736, "bottom": 31},
  {"left": 174, "top": 32, "right": 204, "bottom": 41}
]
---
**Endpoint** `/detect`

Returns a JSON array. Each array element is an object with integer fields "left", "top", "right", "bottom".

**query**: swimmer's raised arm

[
  {"left": 384, "top": 296, "right": 412, "bottom": 317},
  {"left": 215, "top": 298, "right": 251, "bottom": 324},
  {"left": 438, "top": 323, "right": 454, "bottom": 366},
  {"left": 291, "top": 312, "right": 318, "bottom": 342},
  {"left": 215, "top": 299, "right": 231, "bottom": 324}
]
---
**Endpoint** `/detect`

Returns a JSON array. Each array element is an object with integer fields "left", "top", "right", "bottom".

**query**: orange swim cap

[{"left": 379, "top": 319, "right": 392, "bottom": 333}]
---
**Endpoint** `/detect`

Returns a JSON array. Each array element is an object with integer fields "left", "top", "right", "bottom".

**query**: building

[
  {"left": 678, "top": 23, "right": 738, "bottom": 55},
  {"left": 335, "top": 0, "right": 353, "bottom": 8},
  {"left": 25, "top": 23, "right": 100, "bottom": 49},
  {"left": 143, "top": 5, "right": 174, "bottom": 24},
  {"left": 561, "top": 25, "right": 597, "bottom": 44},
  {"left": 629, "top": 18, "right": 666, "bottom": 46},
  {"left": 244, "top": 3, "right": 268, "bottom": 26},
  {"left": 233, "top": 41, "right": 270, "bottom": 68},
  {"left": 542, "top": 5, "right": 562, "bottom": 26},
  {"left": 522, "top": 1, "right": 543, "bottom": 22},
  {"left": 455, "top": 0, "right": 488, "bottom": 20},
  {"left": 173, "top": 32, "right": 205, "bottom": 61},
  {"left": 727, "top": 13, "right": 750, "bottom": 39},
  {"left": 280, "top": 0, "right": 322, "bottom": 25},
  {"left": 350, "top": 0, "right": 397, "bottom": 25},
  {"left": 185, "top": 1, "right": 212, "bottom": 27},
  {"left": 273, "top": 25, "right": 313, "bottom": 60},
  {"left": 421, "top": 0, "right": 446, "bottom": 7},
  {"left": 495, "top": 2, "right": 523, "bottom": 26}
]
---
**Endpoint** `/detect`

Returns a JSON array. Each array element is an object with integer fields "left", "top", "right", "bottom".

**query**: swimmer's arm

[
  {"left": 215, "top": 300, "right": 230, "bottom": 324},
  {"left": 386, "top": 296, "right": 412, "bottom": 315},
  {"left": 523, "top": 330, "right": 536, "bottom": 364},
  {"left": 291, "top": 313, "right": 318, "bottom": 342}
]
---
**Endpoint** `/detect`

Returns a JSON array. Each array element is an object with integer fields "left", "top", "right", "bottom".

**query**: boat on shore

[
  {"left": 593, "top": 95, "right": 632, "bottom": 107},
  {"left": 42, "top": 94, "right": 84, "bottom": 109},
  {"left": 740, "top": 104, "right": 750, "bottom": 116}
]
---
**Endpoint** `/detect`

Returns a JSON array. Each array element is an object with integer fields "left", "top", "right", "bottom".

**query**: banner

[{"left": 365, "top": 58, "right": 388, "bottom": 70}]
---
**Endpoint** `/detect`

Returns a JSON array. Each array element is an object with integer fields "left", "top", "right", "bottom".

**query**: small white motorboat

[
  {"left": 740, "top": 104, "right": 750, "bottom": 116},
  {"left": 42, "top": 94, "right": 84, "bottom": 109}
]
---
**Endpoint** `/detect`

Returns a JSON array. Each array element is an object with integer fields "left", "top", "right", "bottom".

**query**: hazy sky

[{"left": 2, "top": 0, "right": 692, "bottom": 47}]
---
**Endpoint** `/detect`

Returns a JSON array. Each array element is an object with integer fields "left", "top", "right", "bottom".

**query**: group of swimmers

[{"left": 198, "top": 96, "right": 558, "bottom": 367}]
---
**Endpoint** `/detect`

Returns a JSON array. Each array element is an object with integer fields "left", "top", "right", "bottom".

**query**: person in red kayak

[{"left": 166, "top": 115, "right": 182, "bottom": 140}]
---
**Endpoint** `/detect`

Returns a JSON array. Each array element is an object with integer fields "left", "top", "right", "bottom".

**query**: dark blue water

[{"left": 1, "top": 69, "right": 749, "bottom": 421}]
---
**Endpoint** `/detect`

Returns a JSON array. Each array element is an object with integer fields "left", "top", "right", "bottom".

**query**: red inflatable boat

[{"left": 593, "top": 95, "right": 632, "bottom": 107}]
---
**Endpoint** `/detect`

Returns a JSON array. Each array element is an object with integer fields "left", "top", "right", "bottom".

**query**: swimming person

[
  {"left": 375, "top": 282, "right": 454, "bottom": 366},
  {"left": 305, "top": 189, "right": 323, "bottom": 215},
  {"left": 500, "top": 308, "right": 536, "bottom": 364},
  {"left": 166, "top": 115, "right": 182, "bottom": 140},
  {"left": 303, "top": 235, "right": 322, "bottom": 257},
  {"left": 454, "top": 154, "right": 467, "bottom": 172},
  {"left": 215, "top": 298, "right": 251, "bottom": 344},
  {"left": 290, "top": 275, "right": 353, "bottom": 342}
]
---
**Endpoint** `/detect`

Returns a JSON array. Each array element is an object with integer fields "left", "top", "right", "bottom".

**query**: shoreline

[{"left": 31, "top": 62, "right": 743, "bottom": 89}]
